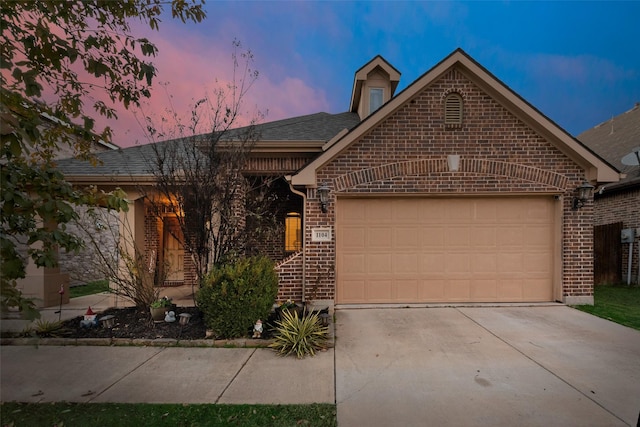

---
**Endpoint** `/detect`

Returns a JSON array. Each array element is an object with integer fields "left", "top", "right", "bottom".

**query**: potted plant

[
  {"left": 276, "top": 299, "right": 303, "bottom": 320},
  {"left": 150, "top": 296, "right": 173, "bottom": 322}
]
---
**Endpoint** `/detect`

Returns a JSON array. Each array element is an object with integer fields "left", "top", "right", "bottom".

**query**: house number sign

[{"left": 312, "top": 228, "right": 332, "bottom": 242}]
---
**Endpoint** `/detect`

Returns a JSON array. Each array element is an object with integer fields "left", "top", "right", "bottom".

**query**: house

[
  {"left": 578, "top": 104, "right": 640, "bottom": 285},
  {"left": 57, "top": 49, "right": 619, "bottom": 307},
  {"left": 0, "top": 98, "right": 120, "bottom": 308}
]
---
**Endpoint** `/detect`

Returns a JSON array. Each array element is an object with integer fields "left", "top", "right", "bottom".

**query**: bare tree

[
  {"left": 143, "top": 42, "right": 265, "bottom": 283},
  {"left": 75, "top": 206, "right": 165, "bottom": 309}
]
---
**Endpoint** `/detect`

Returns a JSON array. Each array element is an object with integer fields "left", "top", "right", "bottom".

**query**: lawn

[
  {"left": 69, "top": 279, "right": 110, "bottom": 298},
  {"left": 0, "top": 402, "right": 336, "bottom": 427},
  {"left": 573, "top": 284, "right": 640, "bottom": 330}
]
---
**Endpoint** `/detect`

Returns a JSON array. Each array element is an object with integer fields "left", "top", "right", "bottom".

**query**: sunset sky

[{"left": 104, "top": 1, "right": 640, "bottom": 147}]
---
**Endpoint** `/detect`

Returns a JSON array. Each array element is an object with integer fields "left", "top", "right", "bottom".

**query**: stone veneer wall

[
  {"left": 304, "top": 67, "right": 591, "bottom": 303},
  {"left": 59, "top": 206, "right": 119, "bottom": 286}
]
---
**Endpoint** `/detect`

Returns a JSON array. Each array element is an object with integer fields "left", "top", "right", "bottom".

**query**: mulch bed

[
  {"left": 56, "top": 307, "right": 280, "bottom": 341},
  {"left": 59, "top": 307, "right": 208, "bottom": 340}
]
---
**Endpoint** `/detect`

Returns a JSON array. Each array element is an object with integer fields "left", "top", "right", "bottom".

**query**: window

[
  {"left": 444, "top": 93, "right": 463, "bottom": 126},
  {"left": 285, "top": 212, "right": 302, "bottom": 252},
  {"left": 369, "top": 88, "right": 384, "bottom": 114}
]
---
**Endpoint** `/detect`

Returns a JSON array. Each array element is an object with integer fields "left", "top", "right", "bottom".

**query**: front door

[{"left": 163, "top": 217, "right": 184, "bottom": 282}]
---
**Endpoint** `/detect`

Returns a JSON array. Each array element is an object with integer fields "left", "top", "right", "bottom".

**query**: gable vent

[{"left": 444, "top": 93, "right": 463, "bottom": 127}]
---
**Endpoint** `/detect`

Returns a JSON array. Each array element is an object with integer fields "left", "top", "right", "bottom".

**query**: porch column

[
  {"left": 16, "top": 221, "right": 70, "bottom": 308},
  {"left": 111, "top": 195, "right": 147, "bottom": 306}
]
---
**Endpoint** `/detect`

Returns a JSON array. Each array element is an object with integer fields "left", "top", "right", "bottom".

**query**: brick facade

[
  {"left": 275, "top": 251, "right": 304, "bottom": 302},
  {"left": 304, "top": 67, "right": 592, "bottom": 302}
]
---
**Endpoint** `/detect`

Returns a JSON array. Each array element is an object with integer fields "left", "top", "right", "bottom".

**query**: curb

[{"left": 0, "top": 337, "right": 276, "bottom": 348}]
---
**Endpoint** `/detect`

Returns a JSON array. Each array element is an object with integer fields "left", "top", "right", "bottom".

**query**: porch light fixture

[
  {"left": 572, "top": 181, "right": 595, "bottom": 210},
  {"left": 318, "top": 183, "right": 330, "bottom": 213}
]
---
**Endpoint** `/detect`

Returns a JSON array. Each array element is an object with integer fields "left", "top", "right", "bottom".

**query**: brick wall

[
  {"left": 304, "top": 67, "right": 590, "bottom": 302},
  {"left": 595, "top": 187, "right": 640, "bottom": 284},
  {"left": 275, "top": 251, "right": 304, "bottom": 302}
]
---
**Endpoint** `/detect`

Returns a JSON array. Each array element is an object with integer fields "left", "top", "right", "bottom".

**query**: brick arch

[
  {"left": 441, "top": 87, "right": 468, "bottom": 101},
  {"left": 333, "top": 158, "right": 569, "bottom": 191}
]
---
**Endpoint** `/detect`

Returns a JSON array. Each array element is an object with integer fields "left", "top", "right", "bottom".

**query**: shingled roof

[
  {"left": 233, "top": 111, "right": 360, "bottom": 141},
  {"left": 577, "top": 104, "right": 640, "bottom": 189},
  {"left": 57, "top": 111, "right": 361, "bottom": 179}
]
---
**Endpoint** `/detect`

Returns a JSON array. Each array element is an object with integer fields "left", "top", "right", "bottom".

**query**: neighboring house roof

[
  {"left": 0, "top": 90, "right": 120, "bottom": 157},
  {"left": 577, "top": 104, "right": 640, "bottom": 194},
  {"left": 57, "top": 111, "right": 360, "bottom": 183},
  {"left": 292, "top": 48, "right": 620, "bottom": 187}
]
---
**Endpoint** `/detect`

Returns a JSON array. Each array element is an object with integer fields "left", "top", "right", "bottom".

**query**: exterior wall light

[
  {"left": 317, "top": 183, "right": 330, "bottom": 213},
  {"left": 572, "top": 181, "right": 595, "bottom": 210}
]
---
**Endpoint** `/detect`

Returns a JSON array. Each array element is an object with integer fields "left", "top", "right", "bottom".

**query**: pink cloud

[{"left": 93, "top": 24, "right": 332, "bottom": 147}]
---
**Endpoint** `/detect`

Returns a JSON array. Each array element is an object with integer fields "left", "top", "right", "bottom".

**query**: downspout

[{"left": 287, "top": 179, "right": 307, "bottom": 303}]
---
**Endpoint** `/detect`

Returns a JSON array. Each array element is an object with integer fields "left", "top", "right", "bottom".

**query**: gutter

[
  {"left": 286, "top": 176, "right": 308, "bottom": 303},
  {"left": 595, "top": 174, "right": 639, "bottom": 198}
]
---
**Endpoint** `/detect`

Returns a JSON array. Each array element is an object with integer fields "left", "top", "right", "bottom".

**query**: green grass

[
  {"left": 573, "top": 284, "right": 640, "bottom": 330},
  {"left": 0, "top": 402, "right": 336, "bottom": 427},
  {"left": 69, "top": 279, "right": 109, "bottom": 298}
]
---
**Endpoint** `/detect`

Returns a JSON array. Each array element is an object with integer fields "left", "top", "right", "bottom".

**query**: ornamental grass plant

[{"left": 269, "top": 308, "right": 329, "bottom": 358}]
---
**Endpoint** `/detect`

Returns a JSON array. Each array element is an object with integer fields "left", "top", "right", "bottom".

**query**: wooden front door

[{"left": 163, "top": 217, "right": 184, "bottom": 282}]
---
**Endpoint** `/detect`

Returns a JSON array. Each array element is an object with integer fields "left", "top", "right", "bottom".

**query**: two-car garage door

[{"left": 336, "top": 197, "right": 556, "bottom": 304}]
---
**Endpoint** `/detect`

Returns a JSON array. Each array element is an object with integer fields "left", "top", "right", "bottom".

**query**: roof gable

[
  {"left": 292, "top": 48, "right": 620, "bottom": 186},
  {"left": 349, "top": 55, "right": 401, "bottom": 114}
]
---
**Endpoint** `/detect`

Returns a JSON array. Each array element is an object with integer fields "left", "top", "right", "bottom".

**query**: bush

[
  {"left": 197, "top": 256, "right": 278, "bottom": 338},
  {"left": 269, "top": 309, "right": 329, "bottom": 358}
]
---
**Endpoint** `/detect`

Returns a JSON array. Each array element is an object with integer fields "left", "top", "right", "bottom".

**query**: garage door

[{"left": 336, "top": 197, "right": 555, "bottom": 304}]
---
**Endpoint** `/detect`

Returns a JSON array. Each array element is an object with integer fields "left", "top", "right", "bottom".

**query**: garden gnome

[
  {"left": 253, "top": 319, "right": 263, "bottom": 338},
  {"left": 80, "top": 306, "right": 97, "bottom": 328}
]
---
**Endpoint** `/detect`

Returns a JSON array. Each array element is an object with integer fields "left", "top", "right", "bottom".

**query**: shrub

[
  {"left": 20, "top": 319, "right": 64, "bottom": 338},
  {"left": 197, "top": 256, "right": 278, "bottom": 338},
  {"left": 269, "top": 309, "right": 329, "bottom": 358}
]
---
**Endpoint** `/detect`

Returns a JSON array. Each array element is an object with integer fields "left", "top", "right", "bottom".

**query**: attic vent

[{"left": 444, "top": 93, "right": 463, "bottom": 127}]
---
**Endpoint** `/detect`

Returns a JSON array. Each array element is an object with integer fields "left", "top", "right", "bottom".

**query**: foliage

[
  {"left": 72, "top": 207, "right": 167, "bottom": 310},
  {"left": 573, "top": 284, "right": 640, "bottom": 330},
  {"left": 20, "top": 319, "right": 64, "bottom": 338},
  {"left": 150, "top": 296, "right": 172, "bottom": 309},
  {"left": 144, "top": 40, "right": 263, "bottom": 281},
  {"left": 279, "top": 299, "right": 297, "bottom": 310},
  {"left": 1, "top": 1, "right": 205, "bottom": 317},
  {"left": 270, "top": 309, "right": 329, "bottom": 359},
  {"left": 69, "top": 279, "right": 109, "bottom": 298},
  {"left": 0, "top": 402, "right": 337, "bottom": 427},
  {"left": 197, "top": 256, "right": 278, "bottom": 338}
]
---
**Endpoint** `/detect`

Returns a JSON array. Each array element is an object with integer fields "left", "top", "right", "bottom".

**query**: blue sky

[{"left": 111, "top": 1, "right": 640, "bottom": 146}]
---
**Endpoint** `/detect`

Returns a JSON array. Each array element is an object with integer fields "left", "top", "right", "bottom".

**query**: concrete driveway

[{"left": 335, "top": 305, "right": 640, "bottom": 427}]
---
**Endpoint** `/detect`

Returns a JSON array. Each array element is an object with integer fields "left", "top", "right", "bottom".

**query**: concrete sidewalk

[
  {"left": 0, "top": 345, "right": 334, "bottom": 404},
  {"left": 1, "top": 287, "right": 334, "bottom": 405}
]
